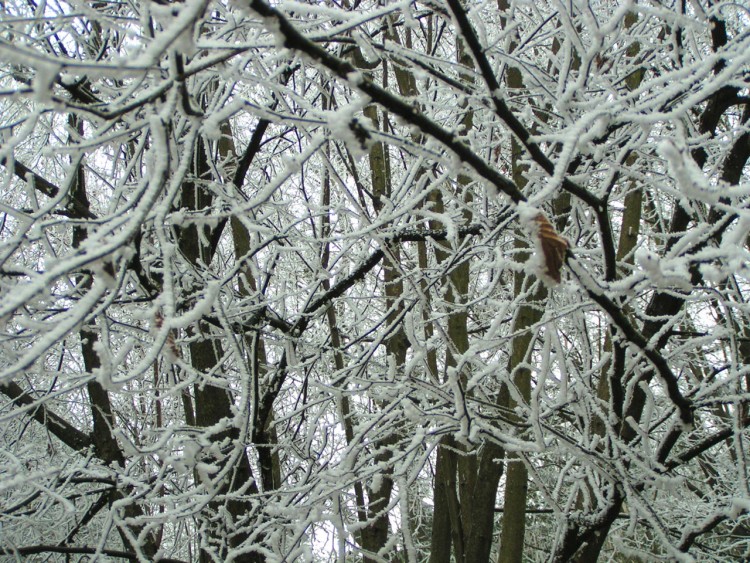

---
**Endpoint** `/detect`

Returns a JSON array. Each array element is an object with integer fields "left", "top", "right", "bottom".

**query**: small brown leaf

[
  {"left": 534, "top": 213, "right": 569, "bottom": 283},
  {"left": 154, "top": 311, "right": 180, "bottom": 359}
]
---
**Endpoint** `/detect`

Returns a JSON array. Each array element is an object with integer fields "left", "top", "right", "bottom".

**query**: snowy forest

[{"left": 1, "top": 0, "right": 749, "bottom": 561}]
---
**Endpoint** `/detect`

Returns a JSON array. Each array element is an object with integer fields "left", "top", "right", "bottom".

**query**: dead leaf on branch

[{"left": 534, "top": 213, "right": 569, "bottom": 284}]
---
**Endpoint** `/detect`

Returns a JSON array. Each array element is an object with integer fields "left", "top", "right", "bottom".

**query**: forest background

[{"left": 1, "top": 0, "right": 750, "bottom": 561}]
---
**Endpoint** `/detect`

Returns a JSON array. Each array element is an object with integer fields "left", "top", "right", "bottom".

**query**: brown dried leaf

[{"left": 534, "top": 213, "right": 569, "bottom": 283}]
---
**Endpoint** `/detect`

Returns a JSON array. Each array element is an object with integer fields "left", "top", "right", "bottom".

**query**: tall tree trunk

[
  {"left": 496, "top": 137, "right": 544, "bottom": 563},
  {"left": 177, "top": 133, "right": 263, "bottom": 563},
  {"left": 359, "top": 101, "right": 406, "bottom": 562},
  {"left": 68, "top": 113, "right": 160, "bottom": 559},
  {"left": 493, "top": 6, "right": 572, "bottom": 557},
  {"left": 431, "top": 34, "right": 508, "bottom": 563}
]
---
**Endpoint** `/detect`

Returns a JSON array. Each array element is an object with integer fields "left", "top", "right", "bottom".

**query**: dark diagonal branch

[
  {"left": 567, "top": 255, "right": 694, "bottom": 426},
  {"left": 248, "top": 0, "right": 524, "bottom": 205},
  {"left": 0, "top": 381, "right": 93, "bottom": 451},
  {"left": 206, "top": 118, "right": 272, "bottom": 257},
  {"left": 444, "top": 0, "right": 600, "bottom": 209},
  {"left": 0, "top": 156, "right": 97, "bottom": 219}
]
